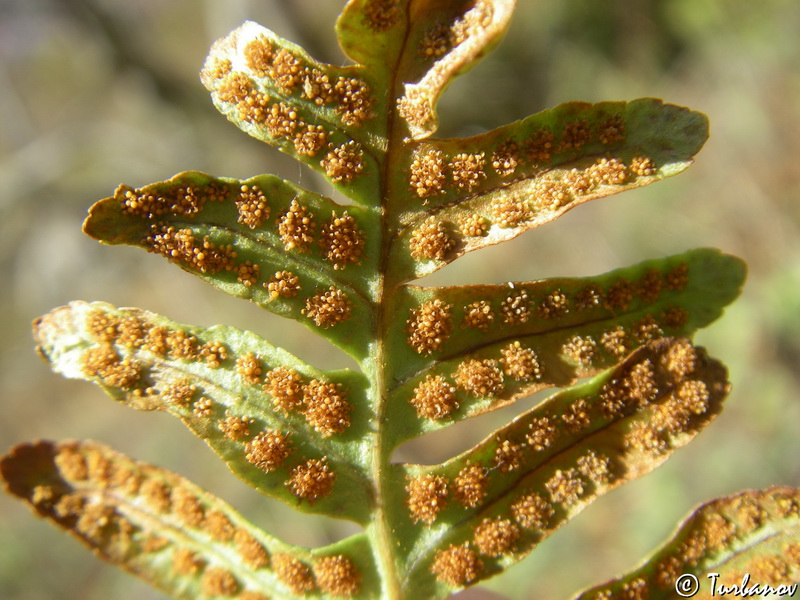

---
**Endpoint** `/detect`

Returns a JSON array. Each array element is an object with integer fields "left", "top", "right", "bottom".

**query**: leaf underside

[
  {"left": 2, "top": 1, "right": 781, "bottom": 600},
  {"left": 574, "top": 486, "right": 800, "bottom": 599}
]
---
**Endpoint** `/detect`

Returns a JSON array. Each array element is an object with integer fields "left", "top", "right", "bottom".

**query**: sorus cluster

[
  {"left": 409, "top": 219, "right": 455, "bottom": 261},
  {"left": 270, "top": 551, "right": 362, "bottom": 597},
  {"left": 431, "top": 543, "right": 483, "bottom": 586},
  {"left": 364, "top": 0, "right": 402, "bottom": 32},
  {"left": 285, "top": 458, "right": 336, "bottom": 503},
  {"left": 302, "top": 287, "right": 353, "bottom": 328},
  {"left": 320, "top": 211, "right": 365, "bottom": 269}
]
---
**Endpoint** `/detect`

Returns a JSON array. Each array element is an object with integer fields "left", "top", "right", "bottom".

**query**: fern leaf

[{"left": 2, "top": 2, "right": 784, "bottom": 600}]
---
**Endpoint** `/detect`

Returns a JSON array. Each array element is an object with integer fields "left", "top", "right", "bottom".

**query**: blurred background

[{"left": 1, "top": 0, "right": 799, "bottom": 598}]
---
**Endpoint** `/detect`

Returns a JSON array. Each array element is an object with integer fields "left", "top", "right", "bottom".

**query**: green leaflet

[
  {"left": 574, "top": 486, "right": 800, "bottom": 599},
  {"left": 0, "top": 439, "right": 378, "bottom": 599},
  {"left": 33, "top": 301, "right": 372, "bottom": 523},
  {"left": 391, "top": 98, "right": 709, "bottom": 280},
  {"left": 386, "top": 248, "right": 744, "bottom": 445},
  {"left": 84, "top": 171, "right": 379, "bottom": 361}
]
